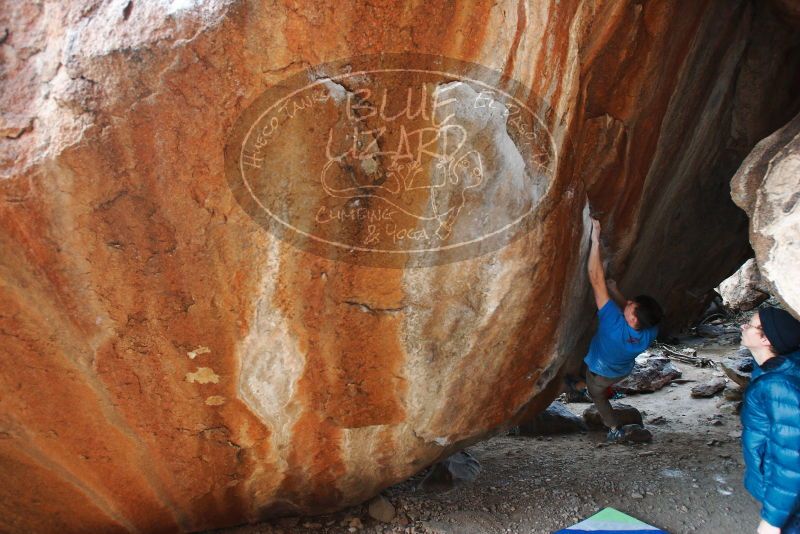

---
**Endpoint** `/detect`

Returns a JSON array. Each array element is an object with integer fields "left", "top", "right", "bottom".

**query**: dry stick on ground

[{"left": 653, "top": 343, "right": 717, "bottom": 368}]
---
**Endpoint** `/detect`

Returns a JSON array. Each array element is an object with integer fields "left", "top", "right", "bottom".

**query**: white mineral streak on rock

[
  {"left": 401, "top": 261, "right": 483, "bottom": 441},
  {"left": 320, "top": 78, "right": 347, "bottom": 104},
  {"left": 238, "top": 238, "right": 304, "bottom": 467},
  {"left": 401, "top": 245, "right": 534, "bottom": 442}
]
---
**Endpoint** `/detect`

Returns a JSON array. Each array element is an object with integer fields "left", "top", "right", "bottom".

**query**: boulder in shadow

[
  {"left": 419, "top": 451, "right": 481, "bottom": 493},
  {"left": 583, "top": 402, "right": 643, "bottom": 430},
  {"left": 620, "top": 424, "right": 653, "bottom": 443},
  {"left": 517, "top": 401, "right": 587, "bottom": 436}
]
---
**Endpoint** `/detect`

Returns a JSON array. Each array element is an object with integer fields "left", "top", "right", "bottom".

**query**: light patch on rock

[
  {"left": 732, "top": 116, "right": 800, "bottom": 318},
  {"left": 205, "top": 396, "right": 226, "bottom": 406},
  {"left": 319, "top": 78, "right": 347, "bottom": 104},
  {"left": 187, "top": 346, "right": 211, "bottom": 359},
  {"left": 360, "top": 157, "right": 379, "bottom": 175},
  {"left": 161, "top": 0, "right": 205, "bottom": 15},
  {"left": 185, "top": 367, "right": 220, "bottom": 384},
  {"left": 717, "top": 258, "right": 768, "bottom": 311},
  {"left": 761, "top": 153, "right": 800, "bottom": 314},
  {"left": 238, "top": 238, "right": 304, "bottom": 463},
  {"left": 476, "top": 256, "right": 516, "bottom": 329},
  {"left": 393, "top": 81, "right": 555, "bottom": 437},
  {"left": 417, "top": 81, "right": 538, "bottom": 244},
  {"left": 400, "top": 261, "right": 483, "bottom": 438},
  {"left": 401, "top": 245, "right": 536, "bottom": 441}
]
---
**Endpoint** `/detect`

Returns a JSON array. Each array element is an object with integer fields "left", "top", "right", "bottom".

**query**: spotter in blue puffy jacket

[{"left": 740, "top": 306, "right": 800, "bottom": 532}]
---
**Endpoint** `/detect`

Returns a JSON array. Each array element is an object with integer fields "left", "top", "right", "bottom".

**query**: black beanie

[{"left": 760, "top": 307, "right": 800, "bottom": 355}]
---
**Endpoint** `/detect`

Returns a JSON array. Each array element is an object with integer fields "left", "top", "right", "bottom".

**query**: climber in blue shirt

[
  {"left": 740, "top": 306, "right": 800, "bottom": 534},
  {"left": 584, "top": 218, "right": 663, "bottom": 442}
]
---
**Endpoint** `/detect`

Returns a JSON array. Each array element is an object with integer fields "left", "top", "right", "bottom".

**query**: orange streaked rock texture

[{"left": 1, "top": 1, "right": 799, "bottom": 531}]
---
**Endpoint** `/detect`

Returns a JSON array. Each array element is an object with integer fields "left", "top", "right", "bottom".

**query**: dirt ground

[{"left": 216, "top": 324, "right": 760, "bottom": 534}]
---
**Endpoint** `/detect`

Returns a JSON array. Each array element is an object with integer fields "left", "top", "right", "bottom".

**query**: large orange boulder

[{"left": 1, "top": 1, "right": 798, "bottom": 531}]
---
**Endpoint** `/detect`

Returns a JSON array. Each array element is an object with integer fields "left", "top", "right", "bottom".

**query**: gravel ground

[{"left": 214, "top": 329, "right": 759, "bottom": 534}]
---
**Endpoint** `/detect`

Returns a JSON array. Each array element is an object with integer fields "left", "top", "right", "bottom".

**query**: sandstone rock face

[
  {"left": 1, "top": 1, "right": 799, "bottom": 532},
  {"left": 732, "top": 112, "right": 800, "bottom": 318},
  {"left": 718, "top": 258, "right": 770, "bottom": 311}
]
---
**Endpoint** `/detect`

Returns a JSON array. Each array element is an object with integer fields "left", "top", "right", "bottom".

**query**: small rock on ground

[
  {"left": 367, "top": 495, "right": 395, "bottom": 523},
  {"left": 420, "top": 451, "right": 481, "bottom": 493},
  {"left": 691, "top": 377, "right": 727, "bottom": 398},
  {"left": 583, "top": 403, "right": 643, "bottom": 430},
  {"left": 517, "top": 401, "right": 588, "bottom": 436}
]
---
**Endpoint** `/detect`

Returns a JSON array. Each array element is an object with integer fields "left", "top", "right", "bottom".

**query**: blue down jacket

[{"left": 741, "top": 350, "right": 800, "bottom": 528}]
